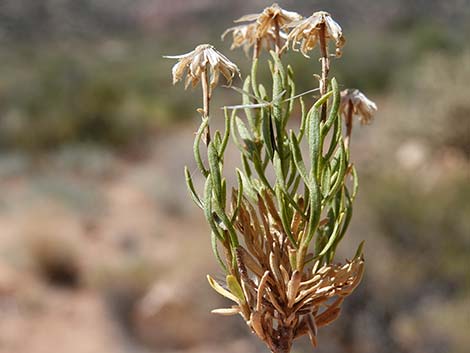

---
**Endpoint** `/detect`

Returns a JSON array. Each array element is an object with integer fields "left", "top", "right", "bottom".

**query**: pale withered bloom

[
  {"left": 164, "top": 44, "right": 239, "bottom": 93},
  {"left": 340, "top": 89, "right": 378, "bottom": 125},
  {"left": 234, "top": 3, "right": 301, "bottom": 41},
  {"left": 222, "top": 23, "right": 287, "bottom": 55},
  {"left": 287, "top": 11, "right": 345, "bottom": 57}
]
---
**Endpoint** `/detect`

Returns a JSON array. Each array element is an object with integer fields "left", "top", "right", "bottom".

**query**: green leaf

[
  {"left": 273, "top": 151, "right": 285, "bottom": 187},
  {"left": 226, "top": 275, "right": 246, "bottom": 303},
  {"left": 270, "top": 50, "right": 286, "bottom": 87},
  {"left": 261, "top": 107, "right": 275, "bottom": 160},
  {"left": 289, "top": 174, "right": 302, "bottom": 196},
  {"left": 323, "top": 78, "right": 341, "bottom": 133},
  {"left": 249, "top": 147, "right": 273, "bottom": 193},
  {"left": 351, "top": 165, "right": 359, "bottom": 199},
  {"left": 219, "top": 108, "right": 233, "bottom": 156},
  {"left": 258, "top": 83, "right": 267, "bottom": 101},
  {"left": 221, "top": 178, "right": 227, "bottom": 208},
  {"left": 203, "top": 176, "right": 224, "bottom": 242},
  {"left": 284, "top": 65, "right": 296, "bottom": 128},
  {"left": 212, "top": 193, "right": 239, "bottom": 248},
  {"left": 235, "top": 116, "right": 256, "bottom": 158},
  {"left": 242, "top": 75, "right": 255, "bottom": 131},
  {"left": 307, "top": 106, "right": 321, "bottom": 179},
  {"left": 193, "top": 118, "right": 209, "bottom": 177},
  {"left": 276, "top": 185, "right": 297, "bottom": 248},
  {"left": 327, "top": 141, "right": 347, "bottom": 201},
  {"left": 317, "top": 211, "right": 345, "bottom": 258},
  {"left": 337, "top": 186, "right": 353, "bottom": 246},
  {"left": 230, "top": 113, "right": 244, "bottom": 152},
  {"left": 321, "top": 164, "right": 332, "bottom": 197},
  {"left": 207, "top": 275, "right": 239, "bottom": 303},
  {"left": 286, "top": 158, "right": 297, "bottom": 189},
  {"left": 231, "top": 170, "right": 244, "bottom": 222},
  {"left": 184, "top": 166, "right": 203, "bottom": 209},
  {"left": 241, "top": 155, "right": 252, "bottom": 179},
  {"left": 208, "top": 141, "right": 222, "bottom": 203},
  {"left": 211, "top": 232, "right": 228, "bottom": 273},
  {"left": 289, "top": 131, "right": 309, "bottom": 186},
  {"left": 213, "top": 131, "right": 222, "bottom": 151},
  {"left": 304, "top": 172, "right": 321, "bottom": 246},
  {"left": 271, "top": 53, "right": 285, "bottom": 157},
  {"left": 354, "top": 240, "right": 365, "bottom": 258},
  {"left": 238, "top": 168, "right": 257, "bottom": 200},
  {"left": 298, "top": 97, "right": 307, "bottom": 140}
]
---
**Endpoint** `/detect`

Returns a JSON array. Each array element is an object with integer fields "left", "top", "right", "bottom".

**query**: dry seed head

[
  {"left": 287, "top": 11, "right": 345, "bottom": 58},
  {"left": 340, "top": 89, "right": 378, "bottom": 125},
  {"left": 164, "top": 44, "right": 239, "bottom": 93},
  {"left": 234, "top": 3, "right": 301, "bottom": 41}
]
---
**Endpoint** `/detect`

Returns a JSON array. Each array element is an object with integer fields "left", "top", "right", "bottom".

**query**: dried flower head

[
  {"left": 235, "top": 3, "right": 301, "bottom": 42},
  {"left": 340, "top": 89, "right": 378, "bottom": 125},
  {"left": 287, "top": 11, "right": 345, "bottom": 57},
  {"left": 222, "top": 23, "right": 287, "bottom": 56},
  {"left": 164, "top": 44, "right": 240, "bottom": 92}
]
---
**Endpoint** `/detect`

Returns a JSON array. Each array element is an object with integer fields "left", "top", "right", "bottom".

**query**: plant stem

[
  {"left": 274, "top": 18, "right": 281, "bottom": 55},
  {"left": 201, "top": 66, "right": 211, "bottom": 145},
  {"left": 319, "top": 23, "right": 329, "bottom": 122},
  {"left": 345, "top": 100, "right": 353, "bottom": 148},
  {"left": 253, "top": 39, "right": 261, "bottom": 60}
]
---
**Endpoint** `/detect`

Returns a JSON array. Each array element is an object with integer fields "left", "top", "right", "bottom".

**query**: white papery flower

[
  {"left": 164, "top": 44, "right": 239, "bottom": 92},
  {"left": 234, "top": 3, "right": 301, "bottom": 41},
  {"left": 222, "top": 23, "right": 287, "bottom": 55},
  {"left": 287, "top": 11, "right": 345, "bottom": 57},
  {"left": 340, "top": 89, "right": 378, "bottom": 125}
]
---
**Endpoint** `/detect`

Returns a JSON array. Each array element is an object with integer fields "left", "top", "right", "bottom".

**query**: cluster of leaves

[{"left": 185, "top": 52, "right": 359, "bottom": 275}]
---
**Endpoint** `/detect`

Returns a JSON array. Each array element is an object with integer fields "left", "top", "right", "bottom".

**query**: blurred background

[{"left": 0, "top": 1, "right": 469, "bottom": 353}]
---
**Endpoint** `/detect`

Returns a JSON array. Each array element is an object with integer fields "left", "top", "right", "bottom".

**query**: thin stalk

[
  {"left": 201, "top": 66, "right": 212, "bottom": 145},
  {"left": 274, "top": 18, "right": 282, "bottom": 55},
  {"left": 253, "top": 39, "right": 261, "bottom": 61},
  {"left": 344, "top": 100, "right": 354, "bottom": 148},
  {"left": 318, "top": 23, "right": 330, "bottom": 122}
]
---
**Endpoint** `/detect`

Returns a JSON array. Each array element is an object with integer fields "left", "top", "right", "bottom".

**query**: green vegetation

[{"left": 0, "top": 42, "right": 195, "bottom": 151}]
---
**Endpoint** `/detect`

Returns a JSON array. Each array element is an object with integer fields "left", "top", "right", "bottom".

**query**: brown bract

[
  {"left": 208, "top": 190, "right": 365, "bottom": 353},
  {"left": 340, "top": 89, "right": 378, "bottom": 125},
  {"left": 287, "top": 11, "right": 345, "bottom": 58},
  {"left": 234, "top": 3, "right": 301, "bottom": 42},
  {"left": 164, "top": 44, "right": 239, "bottom": 93}
]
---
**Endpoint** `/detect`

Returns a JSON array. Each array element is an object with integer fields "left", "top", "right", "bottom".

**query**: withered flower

[
  {"left": 340, "top": 89, "right": 378, "bottom": 125},
  {"left": 165, "top": 44, "right": 239, "bottom": 144},
  {"left": 164, "top": 44, "right": 239, "bottom": 93},
  {"left": 233, "top": 3, "right": 301, "bottom": 53},
  {"left": 287, "top": 11, "right": 345, "bottom": 57},
  {"left": 222, "top": 23, "right": 287, "bottom": 56}
]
